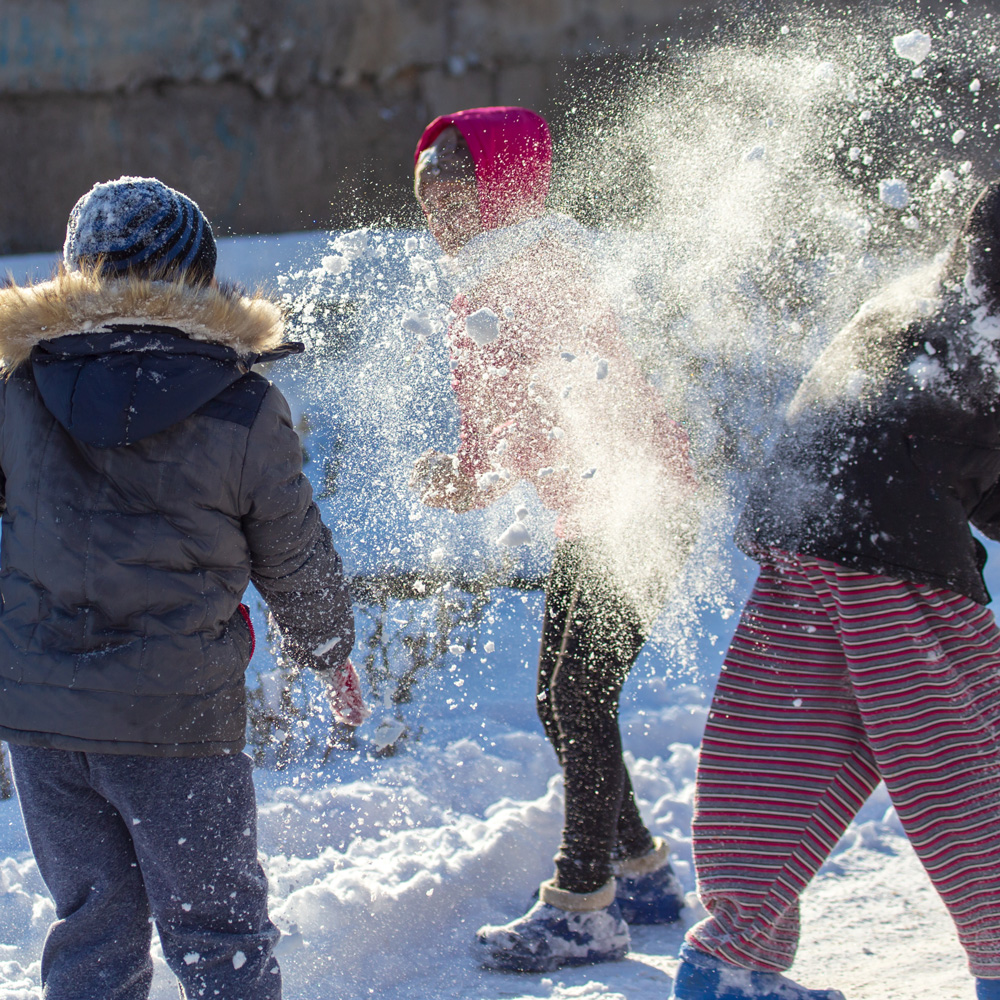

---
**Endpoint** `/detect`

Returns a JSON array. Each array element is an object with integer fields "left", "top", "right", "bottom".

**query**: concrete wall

[
  {"left": 0, "top": 0, "right": 721, "bottom": 253},
  {"left": 3, "top": 0, "right": 999, "bottom": 253}
]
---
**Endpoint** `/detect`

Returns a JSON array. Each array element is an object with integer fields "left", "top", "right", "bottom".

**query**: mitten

[{"left": 324, "top": 659, "right": 370, "bottom": 727}]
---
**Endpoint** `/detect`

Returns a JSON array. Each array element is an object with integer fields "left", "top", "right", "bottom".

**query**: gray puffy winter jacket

[{"left": 0, "top": 272, "right": 354, "bottom": 756}]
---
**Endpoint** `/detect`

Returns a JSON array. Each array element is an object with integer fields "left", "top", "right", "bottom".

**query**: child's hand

[
  {"left": 410, "top": 450, "right": 478, "bottom": 512},
  {"left": 324, "top": 659, "right": 369, "bottom": 728}
]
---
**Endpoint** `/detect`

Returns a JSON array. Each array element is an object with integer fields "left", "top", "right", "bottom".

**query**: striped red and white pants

[{"left": 687, "top": 551, "right": 1000, "bottom": 977}]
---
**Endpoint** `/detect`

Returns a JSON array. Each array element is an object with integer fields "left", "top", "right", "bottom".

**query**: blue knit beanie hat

[{"left": 63, "top": 176, "right": 216, "bottom": 285}]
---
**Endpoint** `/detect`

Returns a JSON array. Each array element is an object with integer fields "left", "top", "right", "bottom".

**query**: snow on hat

[{"left": 63, "top": 176, "right": 216, "bottom": 284}]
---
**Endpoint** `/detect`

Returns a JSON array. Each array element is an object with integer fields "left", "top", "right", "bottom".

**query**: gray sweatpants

[{"left": 8, "top": 744, "right": 281, "bottom": 1000}]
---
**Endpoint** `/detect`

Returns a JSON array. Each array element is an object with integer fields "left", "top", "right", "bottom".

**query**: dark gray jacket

[
  {"left": 737, "top": 181, "right": 1000, "bottom": 604},
  {"left": 0, "top": 273, "right": 354, "bottom": 755}
]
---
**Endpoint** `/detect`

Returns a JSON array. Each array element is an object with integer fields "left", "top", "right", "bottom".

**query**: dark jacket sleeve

[
  {"left": 240, "top": 385, "right": 354, "bottom": 671},
  {"left": 970, "top": 478, "right": 1000, "bottom": 541}
]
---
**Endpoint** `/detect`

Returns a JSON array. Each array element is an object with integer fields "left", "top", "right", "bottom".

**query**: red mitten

[{"left": 324, "top": 659, "right": 370, "bottom": 727}]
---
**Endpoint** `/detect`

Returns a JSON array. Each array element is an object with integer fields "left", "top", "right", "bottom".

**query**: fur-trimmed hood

[
  {"left": 0, "top": 270, "right": 285, "bottom": 368},
  {"left": 0, "top": 271, "right": 299, "bottom": 448}
]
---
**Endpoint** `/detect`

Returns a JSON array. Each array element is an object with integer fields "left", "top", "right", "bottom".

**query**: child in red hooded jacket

[{"left": 410, "top": 106, "right": 699, "bottom": 973}]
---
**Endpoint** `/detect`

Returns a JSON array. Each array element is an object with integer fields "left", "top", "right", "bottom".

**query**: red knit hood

[{"left": 414, "top": 106, "right": 552, "bottom": 231}]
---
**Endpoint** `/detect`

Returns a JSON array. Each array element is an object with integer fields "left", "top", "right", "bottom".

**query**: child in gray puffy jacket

[{"left": 0, "top": 176, "right": 362, "bottom": 1000}]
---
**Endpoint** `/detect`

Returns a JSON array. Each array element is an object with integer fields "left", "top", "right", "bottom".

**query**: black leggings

[{"left": 537, "top": 540, "right": 656, "bottom": 895}]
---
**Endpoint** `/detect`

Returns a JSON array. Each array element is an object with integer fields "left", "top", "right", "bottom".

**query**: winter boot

[
  {"left": 978, "top": 979, "right": 1000, "bottom": 1000},
  {"left": 476, "top": 878, "right": 630, "bottom": 973},
  {"left": 613, "top": 836, "right": 686, "bottom": 924},
  {"left": 670, "top": 943, "right": 846, "bottom": 1000}
]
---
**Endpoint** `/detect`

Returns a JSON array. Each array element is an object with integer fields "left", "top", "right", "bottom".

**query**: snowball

[
  {"left": 465, "top": 308, "right": 500, "bottom": 346},
  {"left": 952, "top": 128, "right": 967, "bottom": 145},
  {"left": 503, "top": 305, "right": 515, "bottom": 319},
  {"left": 537, "top": 467, "right": 554, "bottom": 478},
  {"left": 848, "top": 147, "right": 861, "bottom": 161},
  {"left": 595, "top": 359, "right": 609, "bottom": 380},
  {"left": 184, "top": 953, "right": 200, "bottom": 966},
  {"left": 971, "top": 78, "right": 981, "bottom": 93},
  {"left": 548, "top": 427, "right": 565, "bottom": 440},
  {"left": 560, "top": 351, "right": 576, "bottom": 362},
  {"left": 931, "top": 167, "right": 958, "bottom": 194},
  {"left": 892, "top": 29, "right": 932, "bottom": 65},
  {"left": 581, "top": 467, "right": 597, "bottom": 480},
  {"left": 313, "top": 637, "right": 341, "bottom": 658},
  {"left": 373, "top": 717, "right": 406, "bottom": 752},
  {"left": 333, "top": 229, "right": 371, "bottom": 259},
  {"left": 484, "top": 640, "right": 495, "bottom": 653},
  {"left": 233, "top": 952, "right": 247, "bottom": 971},
  {"left": 405, "top": 236, "right": 419, "bottom": 252},
  {"left": 514, "top": 505, "right": 529, "bottom": 521},
  {"left": 402, "top": 310, "right": 433, "bottom": 337},
  {"left": 448, "top": 644, "right": 464, "bottom": 655},
  {"left": 321, "top": 255, "right": 349, "bottom": 275},
  {"left": 496, "top": 521, "right": 531, "bottom": 547},
  {"left": 878, "top": 178, "right": 910, "bottom": 209}
]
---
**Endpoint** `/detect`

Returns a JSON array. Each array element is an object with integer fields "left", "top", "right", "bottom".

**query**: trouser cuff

[
  {"left": 540, "top": 877, "right": 617, "bottom": 912},
  {"left": 613, "top": 835, "right": 670, "bottom": 877}
]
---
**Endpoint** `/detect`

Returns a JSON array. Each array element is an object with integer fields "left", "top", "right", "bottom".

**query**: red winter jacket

[{"left": 415, "top": 107, "right": 695, "bottom": 536}]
